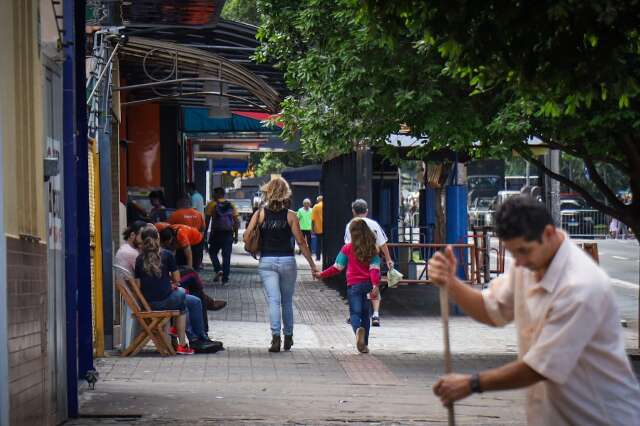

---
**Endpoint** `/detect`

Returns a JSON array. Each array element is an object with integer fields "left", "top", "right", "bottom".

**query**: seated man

[
  {"left": 114, "top": 220, "right": 147, "bottom": 277},
  {"left": 159, "top": 228, "right": 227, "bottom": 335},
  {"left": 155, "top": 222, "right": 205, "bottom": 270}
]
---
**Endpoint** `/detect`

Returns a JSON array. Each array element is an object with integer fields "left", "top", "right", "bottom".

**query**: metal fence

[
  {"left": 560, "top": 209, "right": 610, "bottom": 239},
  {"left": 468, "top": 209, "right": 624, "bottom": 239}
]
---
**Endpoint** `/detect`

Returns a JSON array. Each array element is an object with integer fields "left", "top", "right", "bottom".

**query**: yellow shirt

[{"left": 311, "top": 201, "right": 323, "bottom": 234}]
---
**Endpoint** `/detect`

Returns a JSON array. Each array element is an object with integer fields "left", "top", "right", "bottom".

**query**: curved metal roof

[{"left": 117, "top": 35, "right": 282, "bottom": 112}]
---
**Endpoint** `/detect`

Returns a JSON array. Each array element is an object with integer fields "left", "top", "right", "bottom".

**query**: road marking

[
  {"left": 611, "top": 279, "right": 639, "bottom": 289},
  {"left": 612, "top": 255, "right": 630, "bottom": 260}
]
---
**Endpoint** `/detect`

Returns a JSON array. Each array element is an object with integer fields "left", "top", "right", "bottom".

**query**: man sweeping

[{"left": 429, "top": 196, "right": 640, "bottom": 425}]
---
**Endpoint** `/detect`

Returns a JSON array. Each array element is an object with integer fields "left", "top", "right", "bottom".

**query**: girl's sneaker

[
  {"left": 356, "top": 327, "right": 366, "bottom": 353},
  {"left": 176, "top": 344, "right": 195, "bottom": 355},
  {"left": 168, "top": 326, "right": 178, "bottom": 337}
]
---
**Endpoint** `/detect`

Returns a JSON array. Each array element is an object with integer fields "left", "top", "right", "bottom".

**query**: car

[{"left": 468, "top": 196, "right": 496, "bottom": 227}]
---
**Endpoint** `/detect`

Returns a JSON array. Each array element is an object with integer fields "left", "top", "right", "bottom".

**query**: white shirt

[
  {"left": 114, "top": 243, "right": 139, "bottom": 279},
  {"left": 344, "top": 217, "right": 388, "bottom": 248},
  {"left": 482, "top": 236, "right": 640, "bottom": 425}
]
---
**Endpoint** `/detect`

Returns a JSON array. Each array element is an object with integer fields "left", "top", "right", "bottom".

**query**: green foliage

[
  {"left": 221, "top": 0, "right": 260, "bottom": 25},
  {"left": 251, "top": 151, "right": 311, "bottom": 177},
  {"left": 257, "top": 0, "right": 640, "bottom": 229}
]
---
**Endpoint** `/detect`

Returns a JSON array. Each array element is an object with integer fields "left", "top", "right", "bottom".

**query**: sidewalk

[{"left": 71, "top": 246, "right": 637, "bottom": 425}]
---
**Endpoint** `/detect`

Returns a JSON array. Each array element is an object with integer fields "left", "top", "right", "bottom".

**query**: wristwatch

[{"left": 470, "top": 373, "right": 483, "bottom": 393}]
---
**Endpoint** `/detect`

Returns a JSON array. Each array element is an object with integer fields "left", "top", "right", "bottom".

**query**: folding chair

[{"left": 114, "top": 265, "right": 180, "bottom": 356}]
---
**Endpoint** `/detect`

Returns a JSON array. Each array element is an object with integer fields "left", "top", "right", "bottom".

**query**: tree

[
  {"left": 250, "top": 151, "right": 311, "bottom": 176},
  {"left": 360, "top": 0, "right": 640, "bottom": 239},
  {"left": 257, "top": 0, "right": 640, "bottom": 241},
  {"left": 221, "top": 0, "right": 260, "bottom": 26}
]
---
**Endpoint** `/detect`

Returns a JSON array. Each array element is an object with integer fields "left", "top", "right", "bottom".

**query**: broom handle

[{"left": 439, "top": 286, "right": 455, "bottom": 426}]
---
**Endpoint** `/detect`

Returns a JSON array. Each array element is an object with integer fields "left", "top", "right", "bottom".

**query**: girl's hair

[
  {"left": 349, "top": 219, "right": 378, "bottom": 264},
  {"left": 261, "top": 177, "right": 292, "bottom": 211},
  {"left": 140, "top": 225, "right": 162, "bottom": 278}
]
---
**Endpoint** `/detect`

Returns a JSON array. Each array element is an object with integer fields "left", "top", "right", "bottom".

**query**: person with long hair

[
  {"left": 244, "top": 177, "right": 319, "bottom": 352},
  {"left": 134, "top": 225, "right": 194, "bottom": 355},
  {"left": 314, "top": 219, "right": 381, "bottom": 353}
]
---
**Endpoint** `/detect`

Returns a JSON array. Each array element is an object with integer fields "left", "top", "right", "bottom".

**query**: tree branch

[
  {"left": 545, "top": 139, "right": 629, "bottom": 173},
  {"left": 516, "top": 147, "right": 625, "bottom": 220},
  {"left": 583, "top": 158, "right": 626, "bottom": 210}
]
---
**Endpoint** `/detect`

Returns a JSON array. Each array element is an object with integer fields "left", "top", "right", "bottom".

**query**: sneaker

[
  {"left": 371, "top": 316, "right": 380, "bottom": 327},
  {"left": 214, "top": 271, "right": 223, "bottom": 282},
  {"left": 168, "top": 326, "right": 178, "bottom": 337},
  {"left": 207, "top": 299, "right": 227, "bottom": 311},
  {"left": 176, "top": 344, "right": 195, "bottom": 355},
  {"left": 356, "top": 327, "right": 366, "bottom": 353},
  {"left": 361, "top": 346, "right": 369, "bottom": 354}
]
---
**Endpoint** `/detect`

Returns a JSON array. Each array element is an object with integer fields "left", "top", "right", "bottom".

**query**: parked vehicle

[{"left": 468, "top": 197, "right": 495, "bottom": 227}]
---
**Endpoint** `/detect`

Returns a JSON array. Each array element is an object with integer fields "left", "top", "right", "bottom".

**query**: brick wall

[{"left": 7, "top": 236, "right": 48, "bottom": 425}]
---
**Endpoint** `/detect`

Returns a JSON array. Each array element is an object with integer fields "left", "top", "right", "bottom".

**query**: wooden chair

[{"left": 114, "top": 266, "right": 180, "bottom": 356}]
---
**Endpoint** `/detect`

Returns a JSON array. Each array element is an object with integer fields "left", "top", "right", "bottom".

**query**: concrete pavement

[{"left": 71, "top": 245, "right": 638, "bottom": 425}]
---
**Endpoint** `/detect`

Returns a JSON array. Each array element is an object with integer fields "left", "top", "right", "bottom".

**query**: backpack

[{"left": 211, "top": 201, "right": 235, "bottom": 233}]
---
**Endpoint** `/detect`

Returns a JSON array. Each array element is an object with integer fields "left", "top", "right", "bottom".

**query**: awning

[{"left": 182, "top": 107, "right": 280, "bottom": 133}]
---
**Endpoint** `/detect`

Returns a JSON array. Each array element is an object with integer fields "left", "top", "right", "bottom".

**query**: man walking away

[
  {"left": 205, "top": 187, "right": 239, "bottom": 284},
  {"left": 345, "top": 199, "right": 394, "bottom": 327},
  {"left": 297, "top": 198, "right": 313, "bottom": 255},
  {"left": 311, "top": 195, "right": 323, "bottom": 261},
  {"left": 429, "top": 196, "right": 640, "bottom": 425}
]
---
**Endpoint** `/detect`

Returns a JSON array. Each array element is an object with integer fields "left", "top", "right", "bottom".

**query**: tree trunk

[{"left": 435, "top": 187, "right": 445, "bottom": 244}]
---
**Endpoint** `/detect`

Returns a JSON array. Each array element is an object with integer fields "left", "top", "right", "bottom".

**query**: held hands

[
  {"left": 427, "top": 245, "right": 457, "bottom": 287},
  {"left": 369, "top": 286, "right": 379, "bottom": 300},
  {"left": 433, "top": 373, "right": 472, "bottom": 407},
  {"left": 311, "top": 266, "right": 321, "bottom": 280}
]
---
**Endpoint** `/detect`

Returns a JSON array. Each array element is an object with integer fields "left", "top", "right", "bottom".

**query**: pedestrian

[
  {"left": 168, "top": 195, "right": 206, "bottom": 233},
  {"left": 311, "top": 195, "right": 323, "bottom": 261},
  {"left": 345, "top": 199, "right": 394, "bottom": 327},
  {"left": 429, "top": 196, "right": 640, "bottom": 424},
  {"left": 205, "top": 187, "right": 240, "bottom": 285},
  {"left": 187, "top": 182, "right": 205, "bottom": 216},
  {"left": 154, "top": 222, "right": 204, "bottom": 270},
  {"left": 314, "top": 219, "right": 380, "bottom": 353},
  {"left": 244, "top": 177, "right": 319, "bottom": 352},
  {"left": 133, "top": 225, "right": 194, "bottom": 355},
  {"left": 148, "top": 191, "right": 168, "bottom": 223},
  {"left": 296, "top": 198, "right": 313, "bottom": 254}
]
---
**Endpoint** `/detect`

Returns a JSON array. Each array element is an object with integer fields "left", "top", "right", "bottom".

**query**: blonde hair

[
  {"left": 349, "top": 219, "right": 378, "bottom": 264},
  {"left": 261, "top": 177, "right": 292, "bottom": 211}
]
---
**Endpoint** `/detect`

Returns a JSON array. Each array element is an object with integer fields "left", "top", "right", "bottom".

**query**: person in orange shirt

[
  {"left": 168, "top": 196, "right": 206, "bottom": 232},
  {"left": 155, "top": 222, "right": 204, "bottom": 270}
]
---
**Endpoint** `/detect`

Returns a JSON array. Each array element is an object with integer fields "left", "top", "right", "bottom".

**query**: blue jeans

[
  {"left": 185, "top": 293, "right": 208, "bottom": 341},
  {"left": 258, "top": 256, "right": 297, "bottom": 336},
  {"left": 209, "top": 232, "right": 234, "bottom": 281},
  {"left": 347, "top": 282, "right": 373, "bottom": 345}
]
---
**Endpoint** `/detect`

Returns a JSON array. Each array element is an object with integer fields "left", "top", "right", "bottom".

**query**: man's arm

[
  {"left": 433, "top": 361, "right": 545, "bottom": 406},
  {"left": 379, "top": 243, "right": 394, "bottom": 269},
  {"left": 428, "top": 246, "right": 495, "bottom": 326},
  {"left": 182, "top": 246, "right": 193, "bottom": 268}
]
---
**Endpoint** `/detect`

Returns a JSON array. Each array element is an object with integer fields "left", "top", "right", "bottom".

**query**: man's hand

[
  {"left": 386, "top": 259, "right": 394, "bottom": 270},
  {"left": 433, "top": 373, "right": 472, "bottom": 406},
  {"left": 428, "top": 245, "right": 457, "bottom": 287}
]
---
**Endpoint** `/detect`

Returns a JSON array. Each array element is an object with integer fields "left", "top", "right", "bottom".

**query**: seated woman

[{"left": 134, "top": 225, "right": 194, "bottom": 355}]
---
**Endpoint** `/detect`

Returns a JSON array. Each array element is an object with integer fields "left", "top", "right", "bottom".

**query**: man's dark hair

[
  {"left": 351, "top": 199, "right": 368, "bottom": 215},
  {"left": 122, "top": 220, "right": 147, "bottom": 241},
  {"left": 159, "top": 227, "right": 176, "bottom": 248},
  {"left": 494, "top": 196, "right": 554, "bottom": 242},
  {"left": 214, "top": 187, "right": 225, "bottom": 200}
]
